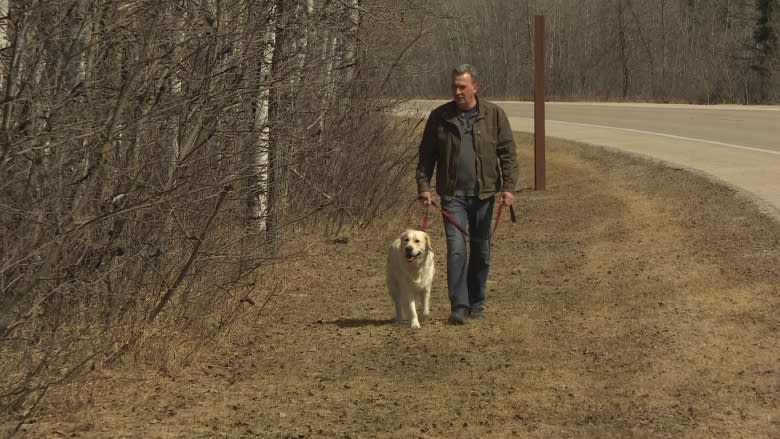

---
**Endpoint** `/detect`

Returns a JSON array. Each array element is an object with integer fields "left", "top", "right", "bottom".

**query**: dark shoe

[
  {"left": 448, "top": 307, "right": 469, "bottom": 325},
  {"left": 470, "top": 308, "right": 485, "bottom": 319}
]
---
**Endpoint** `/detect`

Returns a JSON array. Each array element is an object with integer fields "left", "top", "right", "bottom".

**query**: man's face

[{"left": 452, "top": 72, "right": 478, "bottom": 110}]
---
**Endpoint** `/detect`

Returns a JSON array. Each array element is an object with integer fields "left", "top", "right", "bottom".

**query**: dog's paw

[{"left": 410, "top": 319, "right": 421, "bottom": 329}]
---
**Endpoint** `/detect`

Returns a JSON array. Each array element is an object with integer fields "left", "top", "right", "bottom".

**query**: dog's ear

[{"left": 425, "top": 233, "right": 434, "bottom": 255}]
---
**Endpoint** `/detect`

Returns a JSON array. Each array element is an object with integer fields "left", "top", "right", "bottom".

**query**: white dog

[{"left": 386, "top": 229, "right": 435, "bottom": 328}]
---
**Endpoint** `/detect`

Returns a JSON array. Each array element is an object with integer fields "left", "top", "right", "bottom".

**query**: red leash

[
  {"left": 420, "top": 199, "right": 516, "bottom": 241},
  {"left": 419, "top": 206, "right": 431, "bottom": 232},
  {"left": 493, "top": 202, "right": 509, "bottom": 237}
]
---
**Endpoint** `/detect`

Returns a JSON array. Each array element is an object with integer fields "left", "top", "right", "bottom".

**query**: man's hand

[
  {"left": 418, "top": 191, "right": 432, "bottom": 207},
  {"left": 500, "top": 191, "right": 514, "bottom": 206}
]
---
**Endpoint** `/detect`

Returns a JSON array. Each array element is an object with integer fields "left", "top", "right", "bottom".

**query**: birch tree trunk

[
  {"left": 248, "top": 5, "right": 277, "bottom": 231},
  {"left": 1, "top": 0, "right": 26, "bottom": 164},
  {"left": 266, "top": 0, "right": 292, "bottom": 251},
  {"left": 0, "top": 0, "right": 8, "bottom": 89},
  {"left": 342, "top": 0, "right": 360, "bottom": 85}
]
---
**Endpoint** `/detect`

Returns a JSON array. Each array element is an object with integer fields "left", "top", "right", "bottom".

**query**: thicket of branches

[
  {"left": 396, "top": 0, "right": 780, "bottom": 104},
  {"left": 0, "top": 0, "right": 422, "bottom": 425}
]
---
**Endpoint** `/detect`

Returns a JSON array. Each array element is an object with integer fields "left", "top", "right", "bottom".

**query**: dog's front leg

[{"left": 406, "top": 297, "right": 420, "bottom": 329}]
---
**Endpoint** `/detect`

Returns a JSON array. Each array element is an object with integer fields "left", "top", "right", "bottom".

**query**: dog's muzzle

[{"left": 405, "top": 246, "right": 419, "bottom": 262}]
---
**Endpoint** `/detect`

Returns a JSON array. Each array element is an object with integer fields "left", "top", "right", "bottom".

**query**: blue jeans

[{"left": 441, "top": 196, "right": 494, "bottom": 312}]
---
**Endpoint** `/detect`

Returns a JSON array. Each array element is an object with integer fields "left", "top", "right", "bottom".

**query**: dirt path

[{"left": 17, "top": 136, "right": 780, "bottom": 438}]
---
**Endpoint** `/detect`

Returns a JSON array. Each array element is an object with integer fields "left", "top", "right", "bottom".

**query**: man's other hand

[
  {"left": 418, "top": 192, "right": 432, "bottom": 206},
  {"left": 500, "top": 191, "right": 514, "bottom": 206}
]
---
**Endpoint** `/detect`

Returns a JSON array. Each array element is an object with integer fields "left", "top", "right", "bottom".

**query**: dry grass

[{"left": 8, "top": 135, "right": 780, "bottom": 438}]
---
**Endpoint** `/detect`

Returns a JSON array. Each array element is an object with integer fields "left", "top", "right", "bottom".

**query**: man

[{"left": 416, "top": 64, "right": 518, "bottom": 324}]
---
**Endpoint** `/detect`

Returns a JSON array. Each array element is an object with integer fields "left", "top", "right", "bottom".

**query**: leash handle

[{"left": 493, "top": 203, "right": 505, "bottom": 236}]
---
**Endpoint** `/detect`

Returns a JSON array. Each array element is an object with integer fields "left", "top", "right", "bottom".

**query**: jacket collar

[{"left": 442, "top": 97, "right": 485, "bottom": 123}]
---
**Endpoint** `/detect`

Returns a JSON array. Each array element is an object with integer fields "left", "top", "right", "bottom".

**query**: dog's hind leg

[
  {"left": 421, "top": 288, "right": 431, "bottom": 317},
  {"left": 394, "top": 299, "right": 404, "bottom": 324},
  {"left": 388, "top": 278, "right": 404, "bottom": 324}
]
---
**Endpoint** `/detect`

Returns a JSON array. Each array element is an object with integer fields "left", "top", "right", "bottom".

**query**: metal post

[{"left": 534, "top": 15, "right": 546, "bottom": 191}]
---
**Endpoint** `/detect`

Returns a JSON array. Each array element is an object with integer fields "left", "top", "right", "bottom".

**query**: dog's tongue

[{"left": 406, "top": 255, "right": 416, "bottom": 263}]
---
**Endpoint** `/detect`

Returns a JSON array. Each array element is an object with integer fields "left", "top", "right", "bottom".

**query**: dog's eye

[{"left": 414, "top": 239, "right": 420, "bottom": 243}]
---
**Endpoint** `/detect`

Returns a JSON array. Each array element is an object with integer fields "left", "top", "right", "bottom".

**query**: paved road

[{"left": 404, "top": 100, "right": 780, "bottom": 219}]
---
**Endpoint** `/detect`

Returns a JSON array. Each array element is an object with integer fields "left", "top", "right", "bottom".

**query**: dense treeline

[
  {"left": 394, "top": 0, "right": 780, "bottom": 104},
  {"left": 0, "top": 0, "right": 420, "bottom": 425}
]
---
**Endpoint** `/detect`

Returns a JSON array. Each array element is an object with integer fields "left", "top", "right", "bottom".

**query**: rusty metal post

[{"left": 534, "top": 15, "right": 546, "bottom": 191}]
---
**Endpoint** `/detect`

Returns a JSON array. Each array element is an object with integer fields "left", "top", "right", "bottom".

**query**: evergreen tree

[{"left": 752, "top": 0, "right": 780, "bottom": 102}]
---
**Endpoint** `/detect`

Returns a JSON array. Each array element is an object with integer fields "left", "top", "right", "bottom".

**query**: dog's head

[{"left": 400, "top": 229, "right": 433, "bottom": 263}]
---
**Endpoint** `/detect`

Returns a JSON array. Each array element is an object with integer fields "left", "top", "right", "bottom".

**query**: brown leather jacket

[{"left": 416, "top": 98, "right": 518, "bottom": 200}]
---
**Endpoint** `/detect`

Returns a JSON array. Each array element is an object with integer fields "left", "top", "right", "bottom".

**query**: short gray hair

[{"left": 452, "top": 64, "right": 478, "bottom": 83}]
